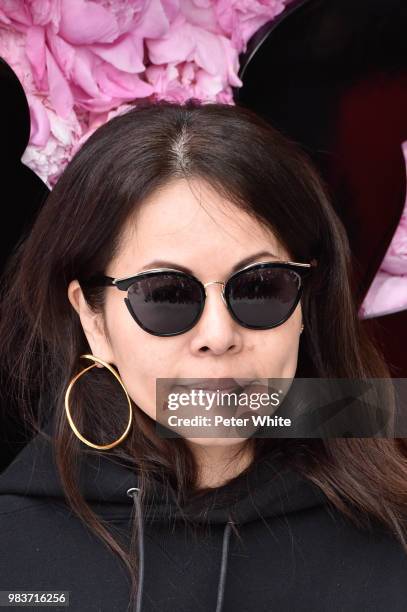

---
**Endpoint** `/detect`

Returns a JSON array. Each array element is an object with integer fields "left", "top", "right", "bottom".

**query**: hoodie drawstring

[
  {"left": 126, "top": 487, "right": 233, "bottom": 612},
  {"left": 215, "top": 520, "right": 233, "bottom": 612},
  {"left": 126, "top": 488, "right": 144, "bottom": 612}
]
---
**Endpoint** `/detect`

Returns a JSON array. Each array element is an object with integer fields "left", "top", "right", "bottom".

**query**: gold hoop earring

[{"left": 64, "top": 354, "right": 133, "bottom": 451}]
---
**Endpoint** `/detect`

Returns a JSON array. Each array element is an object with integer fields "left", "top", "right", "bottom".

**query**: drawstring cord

[
  {"left": 215, "top": 520, "right": 233, "bottom": 612},
  {"left": 126, "top": 487, "right": 233, "bottom": 612},
  {"left": 126, "top": 488, "right": 144, "bottom": 612}
]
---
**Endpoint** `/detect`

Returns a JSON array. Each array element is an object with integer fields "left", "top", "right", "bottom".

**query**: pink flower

[
  {"left": 21, "top": 103, "right": 82, "bottom": 188},
  {"left": 146, "top": 13, "right": 242, "bottom": 93},
  {"left": 2, "top": 0, "right": 155, "bottom": 118},
  {"left": 359, "top": 271, "right": 407, "bottom": 318},
  {"left": 0, "top": 0, "right": 293, "bottom": 185},
  {"left": 379, "top": 142, "right": 407, "bottom": 276},
  {"left": 360, "top": 141, "right": 407, "bottom": 317},
  {"left": 215, "top": 0, "right": 289, "bottom": 52},
  {"left": 380, "top": 210, "right": 407, "bottom": 276}
]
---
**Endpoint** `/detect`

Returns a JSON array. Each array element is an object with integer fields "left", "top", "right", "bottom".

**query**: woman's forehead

[{"left": 116, "top": 179, "right": 286, "bottom": 261}]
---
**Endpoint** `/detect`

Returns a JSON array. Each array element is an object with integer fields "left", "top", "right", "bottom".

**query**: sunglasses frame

[{"left": 85, "top": 259, "right": 317, "bottom": 337}]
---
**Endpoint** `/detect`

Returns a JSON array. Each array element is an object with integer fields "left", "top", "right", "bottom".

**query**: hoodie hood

[{"left": 0, "top": 416, "right": 328, "bottom": 612}]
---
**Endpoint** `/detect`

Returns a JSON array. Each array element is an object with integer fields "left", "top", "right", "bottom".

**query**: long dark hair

[{"left": 1, "top": 99, "right": 407, "bottom": 610}]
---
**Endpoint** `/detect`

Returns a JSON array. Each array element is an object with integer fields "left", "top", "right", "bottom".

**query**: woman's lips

[
  {"left": 183, "top": 387, "right": 243, "bottom": 395},
  {"left": 177, "top": 378, "right": 253, "bottom": 392}
]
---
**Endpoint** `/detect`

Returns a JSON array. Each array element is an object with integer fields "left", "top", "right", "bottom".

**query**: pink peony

[
  {"left": 359, "top": 271, "right": 407, "bottom": 318},
  {"left": 360, "top": 141, "right": 407, "bottom": 316},
  {"left": 2, "top": 0, "right": 291, "bottom": 184},
  {"left": 379, "top": 142, "right": 407, "bottom": 276}
]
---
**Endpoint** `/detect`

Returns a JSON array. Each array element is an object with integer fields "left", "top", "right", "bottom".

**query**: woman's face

[{"left": 68, "top": 178, "right": 303, "bottom": 446}]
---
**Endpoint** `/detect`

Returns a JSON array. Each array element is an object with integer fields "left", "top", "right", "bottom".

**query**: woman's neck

[{"left": 189, "top": 440, "right": 255, "bottom": 489}]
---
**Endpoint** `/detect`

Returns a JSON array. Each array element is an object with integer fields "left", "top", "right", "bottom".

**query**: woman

[{"left": 0, "top": 99, "right": 406, "bottom": 612}]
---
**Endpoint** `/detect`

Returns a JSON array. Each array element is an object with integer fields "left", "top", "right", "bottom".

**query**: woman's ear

[{"left": 67, "top": 280, "right": 115, "bottom": 368}]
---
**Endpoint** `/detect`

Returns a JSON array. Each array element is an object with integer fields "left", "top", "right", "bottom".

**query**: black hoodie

[{"left": 1, "top": 417, "right": 407, "bottom": 612}]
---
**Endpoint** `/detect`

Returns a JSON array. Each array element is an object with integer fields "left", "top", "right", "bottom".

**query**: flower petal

[
  {"left": 45, "top": 46, "right": 73, "bottom": 117},
  {"left": 59, "top": 0, "right": 120, "bottom": 44},
  {"left": 91, "top": 34, "right": 145, "bottom": 73},
  {"left": 27, "top": 93, "right": 51, "bottom": 146}
]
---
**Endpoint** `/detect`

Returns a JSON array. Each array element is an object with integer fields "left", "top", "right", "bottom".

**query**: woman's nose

[
  {"left": 199, "top": 281, "right": 236, "bottom": 336},
  {"left": 190, "top": 282, "right": 241, "bottom": 354},
  {"left": 203, "top": 280, "right": 227, "bottom": 305}
]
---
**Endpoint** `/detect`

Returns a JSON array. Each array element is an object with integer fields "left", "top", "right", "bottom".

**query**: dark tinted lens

[
  {"left": 226, "top": 266, "right": 302, "bottom": 328},
  {"left": 127, "top": 273, "right": 203, "bottom": 335}
]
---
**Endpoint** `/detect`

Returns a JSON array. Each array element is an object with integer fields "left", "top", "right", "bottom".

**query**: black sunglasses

[{"left": 84, "top": 259, "right": 317, "bottom": 337}]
